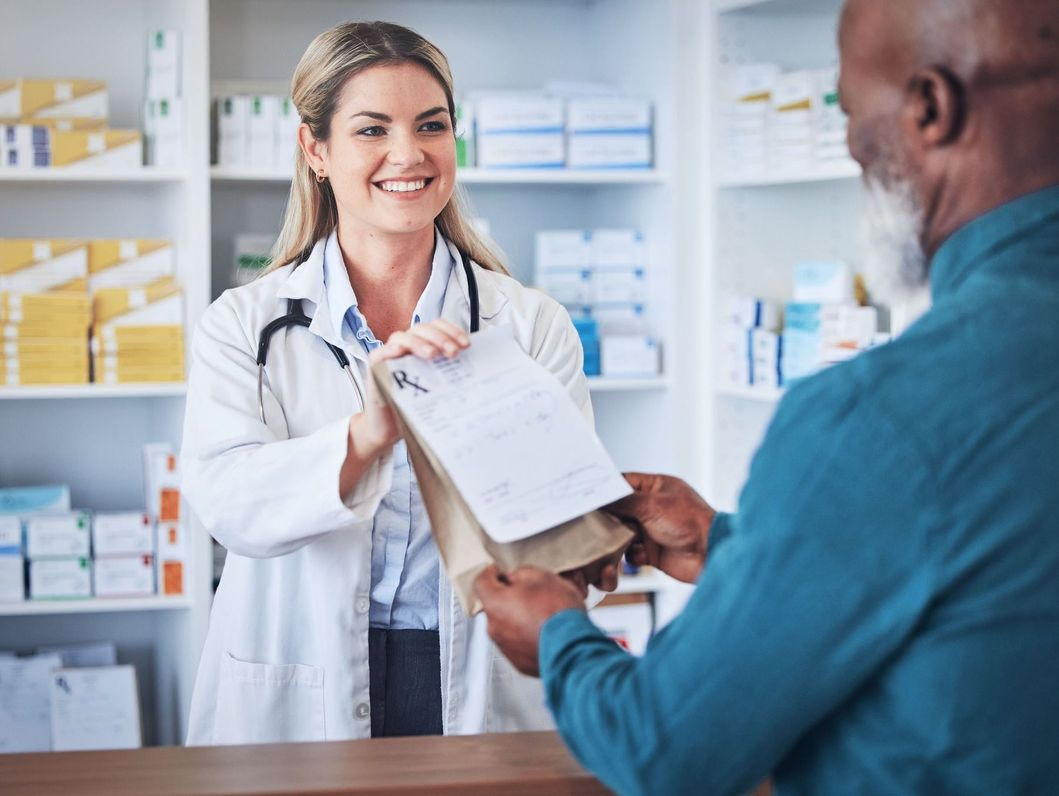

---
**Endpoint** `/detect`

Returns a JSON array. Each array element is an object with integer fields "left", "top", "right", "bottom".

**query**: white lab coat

[{"left": 182, "top": 235, "right": 592, "bottom": 745}]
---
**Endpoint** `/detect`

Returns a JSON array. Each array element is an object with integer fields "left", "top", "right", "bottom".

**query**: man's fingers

[
  {"left": 598, "top": 564, "right": 619, "bottom": 593},
  {"left": 473, "top": 564, "right": 507, "bottom": 603}
]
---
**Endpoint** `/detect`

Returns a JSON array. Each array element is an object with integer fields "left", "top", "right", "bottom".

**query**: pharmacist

[
  {"left": 477, "top": 0, "right": 1059, "bottom": 793},
  {"left": 181, "top": 21, "right": 613, "bottom": 744}
]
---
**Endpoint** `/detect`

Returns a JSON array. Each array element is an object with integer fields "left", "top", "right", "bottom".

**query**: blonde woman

[{"left": 181, "top": 21, "right": 613, "bottom": 745}]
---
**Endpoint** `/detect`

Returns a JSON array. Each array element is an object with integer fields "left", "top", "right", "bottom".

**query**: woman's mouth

[{"left": 374, "top": 177, "right": 434, "bottom": 194}]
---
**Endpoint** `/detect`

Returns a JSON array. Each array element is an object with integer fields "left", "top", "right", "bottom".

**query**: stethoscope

[{"left": 255, "top": 248, "right": 481, "bottom": 423}]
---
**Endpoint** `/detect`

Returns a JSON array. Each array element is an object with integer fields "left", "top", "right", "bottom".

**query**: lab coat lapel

[{"left": 275, "top": 237, "right": 347, "bottom": 351}]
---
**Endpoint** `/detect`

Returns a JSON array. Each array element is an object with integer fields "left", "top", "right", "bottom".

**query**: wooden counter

[{"left": 0, "top": 731, "right": 610, "bottom": 795}]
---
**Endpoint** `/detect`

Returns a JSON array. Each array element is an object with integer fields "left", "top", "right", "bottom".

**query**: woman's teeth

[{"left": 379, "top": 179, "right": 427, "bottom": 192}]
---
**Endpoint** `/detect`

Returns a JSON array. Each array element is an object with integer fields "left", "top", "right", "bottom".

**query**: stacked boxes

[
  {"left": 0, "top": 238, "right": 183, "bottom": 386},
  {"left": 536, "top": 229, "right": 660, "bottom": 377},
  {"left": 91, "top": 274, "right": 184, "bottom": 384},
  {"left": 0, "top": 516, "right": 23, "bottom": 602},
  {"left": 26, "top": 512, "right": 93, "bottom": 600},
  {"left": 471, "top": 92, "right": 654, "bottom": 170},
  {"left": 215, "top": 94, "right": 300, "bottom": 169},
  {"left": 0, "top": 78, "right": 143, "bottom": 170},
  {"left": 0, "top": 240, "right": 91, "bottom": 385},
  {"left": 92, "top": 513, "right": 154, "bottom": 597},
  {"left": 144, "top": 443, "right": 186, "bottom": 596},
  {"left": 719, "top": 262, "right": 881, "bottom": 390},
  {"left": 474, "top": 94, "right": 565, "bottom": 169},
  {"left": 566, "top": 96, "right": 652, "bottom": 169},
  {"left": 721, "top": 64, "right": 852, "bottom": 179},
  {"left": 143, "top": 30, "right": 183, "bottom": 167}
]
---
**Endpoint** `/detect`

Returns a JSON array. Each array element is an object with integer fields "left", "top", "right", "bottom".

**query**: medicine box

[
  {"left": 248, "top": 95, "right": 280, "bottom": 169},
  {"left": 474, "top": 94, "right": 564, "bottom": 134},
  {"left": 567, "top": 133, "right": 651, "bottom": 169},
  {"left": 0, "top": 485, "right": 70, "bottom": 516},
  {"left": 143, "top": 97, "right": 183, "bottom": 168},
  {"left": 25, "top": 512, "right": 91, "bottom": 559},
  {"left": 0, "top": 79, "right": 108, "bottom": 119},
  {"left": 155, "top": 522, "right": 186, "bottom": 596},
  {"left": 0, "top": 239, "right": 88, "bottom": 293},
  {"left": 88, "top": 239, "right": 174, "bottom": 291},
  {"left": 601, "top": 335, "right": 660, "bottom": 377},
  {"left": 144, "top": 444, "right": 181, "bottom": 523},
  {"left": 588, "top": 303, "right": 648, "bottom": 335},
  {"left": 476, "top": 132, "right": 564, "bottom": 169},
  {"left": 793, "top": 261, "right": 854, "bottom": 304},
  {"left": 276, "top": 97, "right": 299, "bottom": 170},
  {"left": 590, "top": 230, "right": 645, "bottom": 267},
  {"left": 29, "top": 558, "right": 92, "bottom": 600},
  {"left": 146, "top": 30, "right": 182, "bottom": 100},
  {"left": 538, "top": 268, "right": 592, "bottom": 306},
  {"left": 0, "top": 555, "right": 24, "bottom": 602},
  {"left": 566, "top": 97, "right": 651, "bottom": 133},
  {"left": 49, "top": 130, "right": 142, "bottom": 170},
  {"left": 592, "top": 266, "right": 647, "bottom": 305},
  {"left": 536, "top": 230, "right": 592, "bottom": 269},
  {"left": 217, "top": 95, "right": 250, "bottom": 167},
  {"left": 94, "top": 555, "right": 155, "bottom": 598},
  {"left": 92, "top": 512, "right": 154, "bottom": 558},
  {"left": 0, "top": 516, "right": 21, "bottom": 553}
]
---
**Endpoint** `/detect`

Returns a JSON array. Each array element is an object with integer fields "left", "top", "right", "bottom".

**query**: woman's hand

[{"left": 341, "top": 320, "right": 470, "bottom": 496}]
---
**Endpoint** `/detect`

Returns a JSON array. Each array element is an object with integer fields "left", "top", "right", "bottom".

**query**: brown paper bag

[{"left": 372, "top": 361, "right": 634, "bottom": 615}]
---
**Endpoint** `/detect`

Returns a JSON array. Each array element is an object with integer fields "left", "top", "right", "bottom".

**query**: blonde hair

[{"left": 270, "top": 21, "right": 507, "bottom": 274}]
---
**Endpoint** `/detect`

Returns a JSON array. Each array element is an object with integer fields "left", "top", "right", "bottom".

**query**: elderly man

[{"left": 474, "top": 0, "right": 1059, "bottom": 793}]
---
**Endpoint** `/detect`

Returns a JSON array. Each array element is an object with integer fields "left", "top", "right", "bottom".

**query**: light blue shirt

[{"left": 322, "top": 228, "right": 453, "bottom": 630}]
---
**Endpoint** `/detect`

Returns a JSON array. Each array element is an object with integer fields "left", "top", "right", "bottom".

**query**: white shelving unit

[
  {"left": 2, "top": 0, "right": 707, "bottom": 748},
  {"left": 705, "top": 0, "right": 860, "bottom": 510}
]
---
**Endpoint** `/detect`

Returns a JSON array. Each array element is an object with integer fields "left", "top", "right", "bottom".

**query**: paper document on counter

[
  {"left": 0, "top": 653, "right": 62, "bottom": 753},
  {"left": 373, "top": 326, "right": 634, "bottom": 614},
  {"left": 50, "top": 665, "right": 142, "bottom": 751}
]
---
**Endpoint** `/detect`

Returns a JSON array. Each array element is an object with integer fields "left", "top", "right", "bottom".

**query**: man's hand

[
  {"left": 560, "top": 550, "right": 623, "bottom": 597},
  {"left": 474, "top": 565, "right": 587, "bottom": 677},
  {"left": 605, "top": 473, "right": 716, "bottom": 584}
]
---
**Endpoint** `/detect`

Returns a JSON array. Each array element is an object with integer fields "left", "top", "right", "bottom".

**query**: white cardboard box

[
  {"left": 566, "top": 97, "right": 651, "bottom": 133},
  {"left": 0, "top": 555, "right": 24, "bottom": 602},
  {"left": 146, "top": 30, "right": 182, "bottom": 100},
  {"left": 475, "top": 94, "right": 564, "bottom": 133},
  {"left": 50, "top": 665, "right": 142, "bottom": 751},
  {"left": 29, "top": 558, "right": 92, "bottom": 600},
  {"left": 601, "top": 335, "right": 660, "bottom": 377},
  {"left": 0, "top": 516, "right": 21, "bottom": 552},
  {"left": 25, "top": 513, "right": 90, "bottom": 559},
  {"left": 476, "top": 132, "right": 564, "bottom": 169},
  {"left": 92, "top": 512, "right": 154, "bottom": 558},
  {"left": 93, "top": 555, "right": 155, "bottom": 598},
  {"left": 592, "top": 266, "right": 647, "bottom": 305},
  {"left": 590, "top": 230, "right": 646, "bottom": 267},
  {"left": 155, "top": 522, "right": 187, "bottom": 596},
  {"left": 567, "top": 132, "right": 652, "bottom": 169}
]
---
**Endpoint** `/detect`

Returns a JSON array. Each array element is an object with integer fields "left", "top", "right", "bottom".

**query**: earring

[{"left": 316, "top": 169, "right": 326, "bottom": 183}]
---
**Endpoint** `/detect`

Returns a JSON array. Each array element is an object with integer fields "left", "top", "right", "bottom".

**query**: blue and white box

[
  {"left": 0, "top": 516, "right": 23, "bottom": 603},
  {"left": 29, "top": 558, "right": 91, "bottom": 600},
  {"left": 475, "top": 94, "right": 565, "bottom": 168},
  {"left": 601, "top": 335, "right": 660, "bottom": 377},
  {"left": 567, "top": 97, "right": 652, "bottom": 169},
  {"left": 0, "top": 485, "right": 71, "bottom": 516},
  {"left": 535, "top": 230, "right": 593, "bottom": 306}
]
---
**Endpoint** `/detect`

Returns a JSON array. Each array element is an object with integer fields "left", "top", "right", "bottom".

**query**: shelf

[
  {"left": 718, "top": 160, "right": 861, "bottom": 187},
  {"left": 587, "top": 377, "right": 668, "bottom": 392},
  {"left": 0, "top": 383, "right": 187, "bottom": 400},
  {"left": 716, "top": 0, "right": 843, "bottom": 14},
  {"left": 0, "top": 169, "right": 187, "bottom": 184},
  {"left": 0, "top": 596, "right": 192, "bottom": 617},
  {"left": 715, "top": 383, "right": 785, "bottom": 403},
  {"left": 211, "top": 166, "right": 667, "bottom": 186},
  {"left": 613, "top": 569, "right": 673, "bottom": 595}
]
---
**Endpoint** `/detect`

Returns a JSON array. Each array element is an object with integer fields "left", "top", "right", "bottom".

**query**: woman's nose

[{"left": 386, "top": 131, "right": 426, "bottom": 168}]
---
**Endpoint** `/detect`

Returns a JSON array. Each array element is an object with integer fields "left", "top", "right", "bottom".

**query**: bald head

[{"left": 839, "top": 0, "right": 1059, "bottom": 256}]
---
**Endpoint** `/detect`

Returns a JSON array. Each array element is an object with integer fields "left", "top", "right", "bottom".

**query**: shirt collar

[
  {"left": 930, "top": 183, "right": 1059, "bottom": 301},
  {"left": 322, "top": 226, "right": 454, "bottom": 342}
]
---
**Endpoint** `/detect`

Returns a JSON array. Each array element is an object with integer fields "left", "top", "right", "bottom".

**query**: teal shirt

[{"left": 540, "top": 185, "right": 1059, "bottom": 796}]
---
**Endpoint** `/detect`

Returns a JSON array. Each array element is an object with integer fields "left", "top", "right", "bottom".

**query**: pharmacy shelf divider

[
  {"left": 211, "top": 166, "right": 669, "bottom": 185},
  {"left": 0, "top": 169, "right": 188, "bottom": 184},
  {"left": 0, "top": 596, "right": 193, "bottom": 618}
]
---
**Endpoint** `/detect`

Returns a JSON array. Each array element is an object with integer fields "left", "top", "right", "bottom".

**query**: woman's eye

[
  {"left": 420, "top": 120, "right": 449, "bottom": 133},
  {"left": 357, "top": 126, "right": 385, "bottom": 137}
]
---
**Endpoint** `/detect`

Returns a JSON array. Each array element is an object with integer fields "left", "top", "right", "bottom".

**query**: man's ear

[{"left": 903, "top": 67, "right": 967, "bottom": 147}]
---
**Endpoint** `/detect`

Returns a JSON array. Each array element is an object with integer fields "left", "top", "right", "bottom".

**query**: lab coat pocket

[
  {"left": 485, "top": 651, "right": 555, "bottom": 733},
  {"left": 213, "top": 651, "right": 326, "bottom": 745}
]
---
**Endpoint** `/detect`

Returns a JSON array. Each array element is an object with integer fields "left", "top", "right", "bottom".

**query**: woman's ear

[{"left": 298, "top": 122, "right": 328, "bottom": 175}]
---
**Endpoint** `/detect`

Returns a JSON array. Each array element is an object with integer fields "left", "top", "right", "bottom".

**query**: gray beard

[{"left": 860, "top": 175, "right": 932, "bottom": 331}]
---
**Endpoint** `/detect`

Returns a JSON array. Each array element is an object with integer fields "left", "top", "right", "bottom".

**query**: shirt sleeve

[
  {"left": 181, "top": 294, "right": 393, "bottom": 559},
  {"left": 539, "top": 375, "right": 941, "bottom": 796}
]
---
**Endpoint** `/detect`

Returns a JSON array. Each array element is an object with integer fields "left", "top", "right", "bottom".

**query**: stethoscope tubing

[{"left": 256, "top": 249, "right": 479, "bottom": 424}]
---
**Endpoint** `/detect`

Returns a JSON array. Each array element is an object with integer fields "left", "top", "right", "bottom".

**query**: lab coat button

[
  {"left": 355, "top": 596, "right": 370, "bottom": 614},
  {"left": 355, "top": 702, "right": 370, "bottom": 719}
]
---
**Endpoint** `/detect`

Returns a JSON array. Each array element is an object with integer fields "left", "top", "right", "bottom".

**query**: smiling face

[{"left": 300, "top": 61, "right": 457, "bottom": 241}]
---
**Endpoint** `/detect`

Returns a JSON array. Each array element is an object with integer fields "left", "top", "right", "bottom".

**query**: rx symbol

[{"left": 393, "top": 371, "right": 429, "bottom": 394}]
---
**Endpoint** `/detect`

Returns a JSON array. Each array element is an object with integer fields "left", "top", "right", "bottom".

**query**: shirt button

[
  {"left": 355, "top": 703, "right": 370, "bottom": 719},
  {"left": 355, "top": 596, "right": 370, "bottom": 614}
]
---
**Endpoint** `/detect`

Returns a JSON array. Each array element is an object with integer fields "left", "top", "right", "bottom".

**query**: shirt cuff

[{"left": 707, "top": 511, "right": 735, "bottom": 561}]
